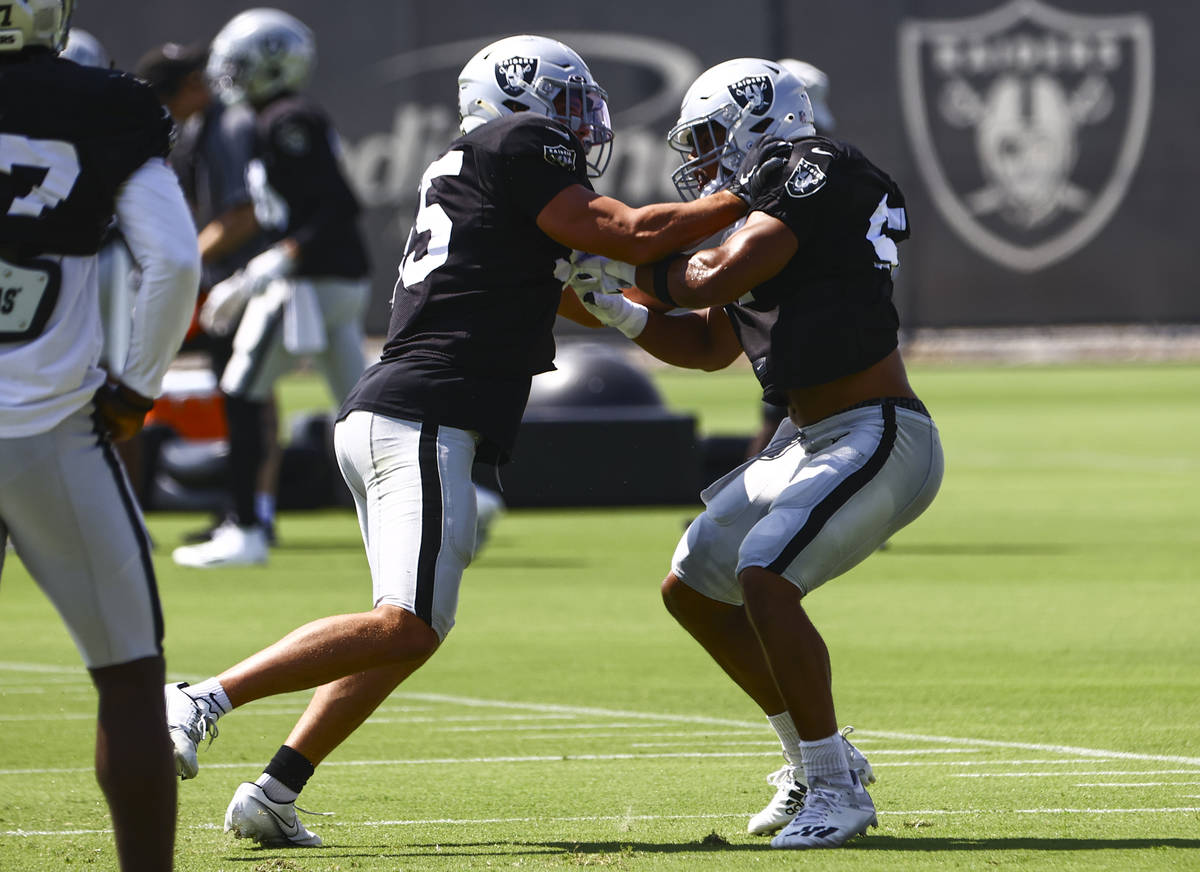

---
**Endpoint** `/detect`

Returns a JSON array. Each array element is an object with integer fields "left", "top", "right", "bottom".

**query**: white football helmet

[
  {"left": 667, "top": 58, "right": 815, "bottom": 200},
  {"left": 60, "top": 28, "right": 110, "bottom": 69},
  {"left": 207, "top": 8, "right": 315, "bottom": 106},
  {"left": 457, "top": 34, "right": 614, "bottom": 177},
  {"left": 0, "top": 0, "right": 75, "bottom": 53},
  {"left": 777, "top": 58, "right": 835, "bottom": 132}
]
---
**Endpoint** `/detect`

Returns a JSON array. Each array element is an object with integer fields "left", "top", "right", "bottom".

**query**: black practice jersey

[
  {"left": 725, "top": 136, "right": 910, "bottom": 403},
  {"left": 0, "top": 52, "right": 172, "bottom": 257},
  {"left": 341, "top": 112, "right": 590, "bottom": 462},
  {"left": 250, "top": 94, "right": 368, "bottom": 279}
]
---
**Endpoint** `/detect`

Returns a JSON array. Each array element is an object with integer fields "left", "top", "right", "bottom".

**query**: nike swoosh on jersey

[{"left": 810, "top": 147, "right": 833, "bottom": 156}]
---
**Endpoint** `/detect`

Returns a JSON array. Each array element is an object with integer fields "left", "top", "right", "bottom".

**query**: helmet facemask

[
  {"left": 537, "top": 75, "right": 613, "bottom": 177},
  {"left": 668, "top": 102, "right": 743, "bottom": 201}
]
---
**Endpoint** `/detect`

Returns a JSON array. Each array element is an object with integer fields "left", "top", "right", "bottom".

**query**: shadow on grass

[{"left": 221, "top": 834, "right": 1200, "bottom": 861}]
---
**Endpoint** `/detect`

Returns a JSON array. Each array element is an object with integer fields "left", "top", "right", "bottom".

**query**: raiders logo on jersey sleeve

[
  {"left": 543, "top": 143, "right": 576, "bottom": 171},
  {"left": 785, "top": 143, "right": 834, "bottom": 199}
]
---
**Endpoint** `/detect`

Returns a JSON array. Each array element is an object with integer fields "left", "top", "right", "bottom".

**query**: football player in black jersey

[
  {"left": 561, "top": 57, "right": 945, "bottom": 848},
  {"left": 0, "top": 2, "right": 201, "bottom": 869},
  {"left": 170, "top": 9, "right": 370, "bottom": 569},
  {"left": 162, "top": 33, "right": 779, "bottom": 848}
]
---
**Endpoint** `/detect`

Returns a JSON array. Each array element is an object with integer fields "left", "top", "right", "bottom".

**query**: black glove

[
  {"left": 93, "top": 380, "right": 154, "bottom": 442},
  {"left": 728, "top": 138, "right": 795, "bottom": 208}
]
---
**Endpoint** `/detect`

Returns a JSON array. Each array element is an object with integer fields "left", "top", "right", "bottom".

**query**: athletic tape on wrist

[{"left": 651, "top": 257, "right": 679, "bottom": 308}]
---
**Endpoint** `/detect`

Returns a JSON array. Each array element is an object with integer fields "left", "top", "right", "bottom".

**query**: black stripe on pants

[
  {"left": 96, "top": 428, "right": 164, "bottom": 653},
  {"left": 766, "top": 400, "right": 898, "bottom": 576},
  {"left": 414, "top": 422, "right": 442, "bottom": 627}
]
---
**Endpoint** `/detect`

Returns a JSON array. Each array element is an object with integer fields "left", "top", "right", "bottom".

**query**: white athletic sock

[
  {"left": 183, "top": 678, "right": 233, "bottom": 719},
  {"left": 255, "top": 772, "right": 298, "bottom": 804},
  {"left": 766, "top": 711, "right": 803, "bottom": 767},
  {"left": 799, "top": 732, "right": 853, "bottom": 789}
]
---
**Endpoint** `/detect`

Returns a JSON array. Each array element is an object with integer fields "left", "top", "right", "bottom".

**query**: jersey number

[
  {"left": 399, "top": 149, "right": 464, "bottom": 288},
  {"left": 866, "top": 194, "right": 907, "bottom": 270},
  {"left": 0, "top": 134, "right": 82, "bottom": 218}
]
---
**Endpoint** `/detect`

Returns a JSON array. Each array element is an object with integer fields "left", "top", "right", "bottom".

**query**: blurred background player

[
  {"left": 562, "top": 56, "right": 943, "bottom": 848},
  {"left": 135, "top": 39, "right": 284, "bottom": 546},
  {"left": 162, "top": 32, "right": 763, "bottom": 849},
  {"left": 172, "top": 8, "right": 371, "bottom": 568},
  {"left": 0, "top": 1, "right": 200, "bottom": 868}
]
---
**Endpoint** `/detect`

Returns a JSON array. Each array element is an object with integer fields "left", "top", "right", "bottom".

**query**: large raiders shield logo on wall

[{"left": 899, "top": 0, "right": 1153, "bottom": 272}]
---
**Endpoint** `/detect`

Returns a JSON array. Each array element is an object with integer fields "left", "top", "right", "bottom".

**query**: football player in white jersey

[
  {"left": 0, "top": 2, "right": 201, "bottom": 869},
  {"left": 161, "top": 33, "right": 781, "bottom": 849},
  {"left": 561, "top": 57, "right": 943, "bottom": 849}
]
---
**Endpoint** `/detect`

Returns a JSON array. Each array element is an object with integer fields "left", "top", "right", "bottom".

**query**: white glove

[
  {"left": 199, "top": 244, "right": 295, "bottom": 336},
  {"left": 199, "top": 272, "right": 250, "bottom": 336},
  {"left": 575, "top": 287, "right": 648, "bottom": 339},
  {"left": 570, "top": 251, "right": 636, "bottom": 294},
  {"left": 242, "top": 244, "right": 296, "bottom": 294}
]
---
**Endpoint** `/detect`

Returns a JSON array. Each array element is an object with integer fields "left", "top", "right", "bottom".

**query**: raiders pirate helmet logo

[
  {"left": 899, "top": 0, "right": 1153, "bottom": 272},
  {"left": 543, "top": 143, "right": 576, "bottom": 171},
  {"left": 728, "top": 75, "right": 774, "bottom": 116},
  {"left": 495, "top": 55, "right": 537, "bottom": 97}
]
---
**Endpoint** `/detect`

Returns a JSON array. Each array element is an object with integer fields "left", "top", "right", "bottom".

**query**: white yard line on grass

[
  {"left": 0, "top": 755, "right": 1173, "bottom": 778},
  {"left": 1075, "top": 786, "right": 1200, "bottom": 791},
  {"left": 955, "top": 770, "right": 1200, "bottom": 778}
]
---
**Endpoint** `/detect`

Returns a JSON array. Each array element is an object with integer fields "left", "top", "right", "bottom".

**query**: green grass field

[{"left": 2, "top": 361, "right": 1198, "bottom": 871}]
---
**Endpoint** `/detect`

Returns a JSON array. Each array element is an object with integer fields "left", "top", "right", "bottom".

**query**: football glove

[
  {"left": 557, "top": 252, "right": 636, "bottom": 296},
  {"left": 728, "top": 137, "right": 795, "bottom": 208},
  {"left": 575, "top": 287, "right": 648, "bottom": 339},
  {"left": 200, "top": 244, "right": 296, "bottom": 336},
  {"left": 93, "top": 379, "right": 154, "bottom": 442}
]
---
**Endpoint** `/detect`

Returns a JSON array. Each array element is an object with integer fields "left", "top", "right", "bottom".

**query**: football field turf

[{"left": 1, "top": 362, "right": 1198, "bottom": 870}]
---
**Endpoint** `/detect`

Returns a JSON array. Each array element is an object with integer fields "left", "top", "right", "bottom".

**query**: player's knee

[
  {"left": 374, "top": 604, "right": 441, "bottom": 664},
  {"left": 739, "top": 566, "right": 800, "bottom": 621},
  {"left": 661, "top": 573, "right": 685, "bottom": 617}
]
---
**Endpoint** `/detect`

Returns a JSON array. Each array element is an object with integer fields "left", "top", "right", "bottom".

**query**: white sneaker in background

[
  {"left": 172, "top": 521, "right": 268, "bottom": 568},
  {"left": 224, "top": 781, "right": 323, "bottom": 847}
]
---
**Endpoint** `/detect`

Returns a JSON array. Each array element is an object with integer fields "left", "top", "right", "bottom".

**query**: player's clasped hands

[
  {"left": 553, "top": 250, "right": 649, "bottom": 339},
  {"left": 553, "top": 250, "right": 636, "bottom": 297}
]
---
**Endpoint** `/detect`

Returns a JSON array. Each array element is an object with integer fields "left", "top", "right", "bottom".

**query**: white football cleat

[
  {"left": 770, "top": 773, "right": 877, "bottom": 849},
  {"left": 172, "top": 521, "right": 268, "bottom": 568},
  {"left": 749, "top": 726, "right": 875, "bottom": 835},
  {"left": 225, "top": 782, "right": 323, "bottom": 847},
  {"left": 165, "top": 682, "right": 219, "bottom": 780},
  {"left": 748, "top": 764, "right": 807, "bottom": 835},
  {"left": 841, "top": 725, "right": 876, "bottom": 786}
]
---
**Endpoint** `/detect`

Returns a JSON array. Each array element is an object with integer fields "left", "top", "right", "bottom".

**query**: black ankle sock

[{"left": 263, "top": 745, "right": 315, "bottom": 795}]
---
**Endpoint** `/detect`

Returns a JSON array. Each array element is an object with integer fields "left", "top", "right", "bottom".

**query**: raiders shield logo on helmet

[
  {"left": 898, "top": 0, "right": 1153, "bottom": 272},
  {"left": 728, "top": 75, "right": 774, "bottom": 116},
  {"left": 543, "top": 143, "right": 576, "bottom": 171},
  {"left": 495, "top": 56, "right": 537, "bottom": 97}
]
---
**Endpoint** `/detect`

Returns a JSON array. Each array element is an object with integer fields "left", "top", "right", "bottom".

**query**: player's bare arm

[
  {"left": 536, "top": 183, "right": 745, "bottom": 265},
  {"left": 198, "top": 202, "right": 259, "bottom": 264},
  {"left": 638, "top": 211, "right": 799, "bottom": 309},
  {"left": 632, "top": 305, "right": 742, "bottom": 372}
]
